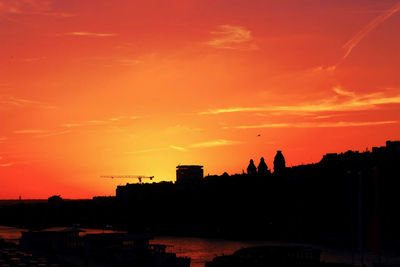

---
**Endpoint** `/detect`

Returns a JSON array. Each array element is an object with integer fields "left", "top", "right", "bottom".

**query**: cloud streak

[
  {"left": 14, "top": 129, "right": 48, "bottom": 134},
  {"left": 9, "top": 115, "right": 140, "bottom": 143},
  {"left": 333, "top": 85, "right": 356, "bottom": 97},
  {"left": 0, "top": 0, "right": 74, "bottom": 17},
  {"left": 69, "top": 32, "right": 117, "bottom": 37},
  {"left": 116, "top": 59, "right": 141, "bottom": 66},
  {"left": 189, "top": 139, "right": 242, "bottom": 148},
  {"left": 125, "top": 139, "right": 241, "bottom": 155},
  {"left": 170, "top": 145, "right": 187, "bottom": 151},
  {"left": 36, "top": 130, "right": 71, "bottom": 138},
  {"left": 125, "top": 148, "right": 168, "bottom": 154},
  {"left": 63, "top": 123, "right": 82, "bottom": 128},
  {"left": 204, "top": 25, "right": 257, "bottom": 50},
  {"left": 0, "top": 96, "right": 54, "bottom": 109},
  {"left": 200, "top": 87, "right": 400, "bottom": 115},
  {"left": 62, "top": 115, "right": 140, "bottom": 129},
  {"left": 0, "top": 155, "right": 13, "bottom": 167},
  {"left": 233, "top": 120, "right": 397, "bottom": 129},
  {"left": 0, "top": 162, "right": 15, "bottom": 167},
  {"left": 342, "top": 1, "right": 400, "bottom": 60}
]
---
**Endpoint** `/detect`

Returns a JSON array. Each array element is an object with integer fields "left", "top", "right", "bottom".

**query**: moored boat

[{"left": 21, "top": 228, "right": 190, "bottom": 267}]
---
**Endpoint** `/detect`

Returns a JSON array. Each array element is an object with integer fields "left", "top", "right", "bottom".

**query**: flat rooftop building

[{"left": 176, "top": 165, "right": 203, "bottom": 183}]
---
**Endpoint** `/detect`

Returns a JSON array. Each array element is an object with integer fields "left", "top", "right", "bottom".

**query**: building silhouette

[
  {"left": 257, "top": 157, "right": 270, "bottom": 176},
  {"left": 273, "top": 150, "right": 286, "bottom": 174},
  {"left": 176, "top": 165, "right": 204, "bottom": 183},
  {"left": 247, "top": 159, "right": 257, "bottom": 175}
]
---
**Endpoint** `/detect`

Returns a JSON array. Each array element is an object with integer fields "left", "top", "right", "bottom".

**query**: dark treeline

[{"left": 1, "top": 141, "right": 400, "bottom": 251}]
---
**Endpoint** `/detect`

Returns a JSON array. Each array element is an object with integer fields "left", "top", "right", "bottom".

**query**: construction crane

[{"left": 100, "top": 175, "right": 154, "bottom": 183}]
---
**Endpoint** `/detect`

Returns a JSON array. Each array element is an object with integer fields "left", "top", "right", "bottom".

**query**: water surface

[{"left": 1, "top": 226, "right": 398, "bottom": 267}]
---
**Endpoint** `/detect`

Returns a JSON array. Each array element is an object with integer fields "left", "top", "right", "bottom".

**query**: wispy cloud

[
  {"left": 109, "top": 116, "right": 129, "bottom": 121},
  {"left": 0, "top": 0, "right": 74, "bottom": 17},
  {"left": 14, "top": 129, "right": 70, "bottom": 138},
  {"left": 333, "top": 85, "right": 356, "bottom": 97},
  {"left": 342, "top": 1, "right": 400, "bottom": 61},
  {"left": 163, "top": 125, "right": 204, "bottom": 135},
  {"left": 87, "top": 120, "right": 109, "bottom": 125},
  {"left": 0, "top": 162, "right": 15, "bottom": 167},
  {"left": 69, "top": 32, "right": 117, "bottom": 37},
  {"left": 316, "top": 2, "right": 400, "bottom": 70},
  {"left": 0, "top": 155, "right": 13, "bottom": 167},
  {"left": 200, "top": 87, "right": 400, "bottom": 115},
  {"left": 189, "top": 139, "right": 241, "bottom": 148},
  {"left": 204, "top": 25, "right": 258, "bottom": 50},
  {"left": 313, "top": 115, "right": 337, "bottom": 120},
  {"left": 311, "top": 65, "right": 337, "bottom": 73},
  {"left": 63, "top": 123, "right": 82, "bottom": 128},
  {"left": 116, "top": 59, "right": 141, "bottom": 66},
  {"left": 61, "top": 115, "right": 141, "bottom": 131},
  {"left": 170, "top": 145, "right": 187, "bottom": 152},
  {"left": 125, "top": 147, "right": 168, "bottom": 154},
  {"left": 201, "top": 107, "right": 263, "bottom": 115},
  {"left": 36, "top": 130, "right": 71, "bottom": 138},
  {"left": 233, "top": 120, "right": 397, "bottom": 129},
  {"left": 0, "top": 136, "right": 7, "bottom": 143},
  {"left": 125, "top": 139, "right": 240, "bottom": 155},
  {"left": 0, "top": 96, "right": 55, "bottom": 109},
  {"left": 91, "top": 57, "right": 142, "bottom": 68},
  {"left": 14, "top": 129, "right": 48, "bottom": 134}
]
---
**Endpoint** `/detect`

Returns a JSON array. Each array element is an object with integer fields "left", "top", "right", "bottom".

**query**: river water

[{"left": 1, "top": 226, "right": 398, "bottom": 267}]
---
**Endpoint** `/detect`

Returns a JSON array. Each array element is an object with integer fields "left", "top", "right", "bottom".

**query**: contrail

[{"left": 342, "top": 1, "right": 400, "bottom": 60}]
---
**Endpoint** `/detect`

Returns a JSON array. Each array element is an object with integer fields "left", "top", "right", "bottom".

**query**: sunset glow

[{"left": 1, "top": 0, "right": 399, "bottom": 198}]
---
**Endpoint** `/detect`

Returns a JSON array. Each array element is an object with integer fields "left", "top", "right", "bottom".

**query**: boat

[{"left": 20, "top": 228, "right": 190, "bottom": 267}]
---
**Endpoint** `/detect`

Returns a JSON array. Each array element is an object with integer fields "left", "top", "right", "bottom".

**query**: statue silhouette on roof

[
  {"left": 257, "top": 157, "right": 270, "bottom": 177},
  {"left": 247, "top": 159, "right": 257, "bottom": 175},
  {"left": 273, "top": 150, "right": 286, "bottom": 175}
]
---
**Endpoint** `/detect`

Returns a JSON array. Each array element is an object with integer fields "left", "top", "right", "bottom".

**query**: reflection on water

[
  {"left": 43, "top": 227, "right": 124, "bottom": 236},
  {"left": 152, "top": 236, "right": 273, "bottom": 267},
  {"left": 1, "top": 226, "right": 399, "bottom": 267},
  {"left": 0, "top": 226, "right": 276, "bottom": 266},
  {"left": 0, "top": 226, "right": 27, "bottom": 243}
]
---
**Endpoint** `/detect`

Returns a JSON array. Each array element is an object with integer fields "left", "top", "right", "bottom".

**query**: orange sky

[{"left": 1, "top": 0, "right": 399, "bottom": 199}]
